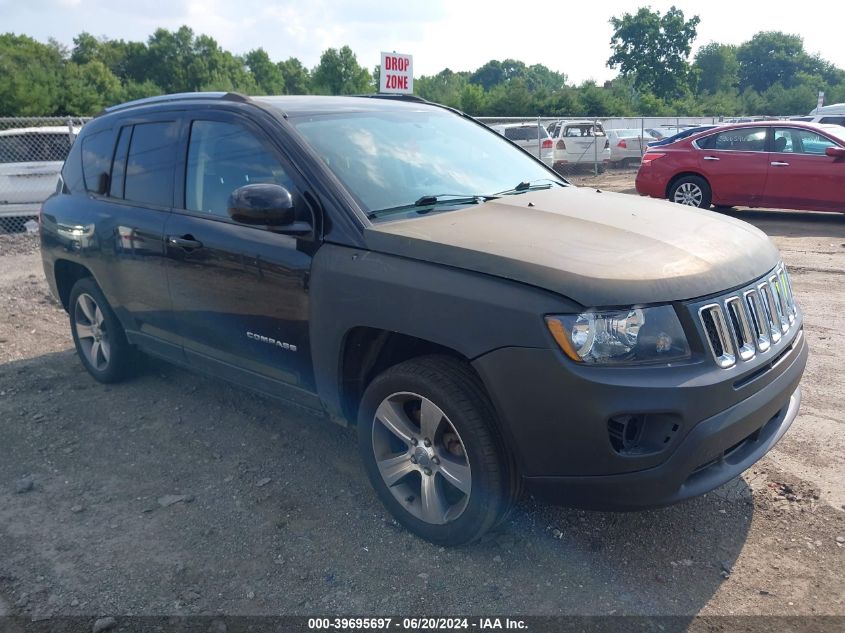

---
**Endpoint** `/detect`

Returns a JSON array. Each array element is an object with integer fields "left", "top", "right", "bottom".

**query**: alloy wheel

[
  {"left": 74, "top": 293, "right": 111, "bottom": 371},
  {"left": 371, "top": 392, "right": 472, "bottom": 525}
]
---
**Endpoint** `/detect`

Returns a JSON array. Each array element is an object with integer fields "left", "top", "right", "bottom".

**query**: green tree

[
  {"left": 245, "top": 48, "right": 285, "bottom": 94},
  {"left": 311, "top": 46, "right": 371, "bottom": 95},
  {"left": 60, "top": 60, "right": 123, "bottom": 114},
  {"left": 145, "top": 26, "right": 195, "bottom": 92},
  {"left": 0, "top": 34, "right": 64, "bottom": 115},
  {"left": 607, "top": 6, "right": 700, "bottom": 99},
  {"left": 736, "top": 32, "right": 808, "bottom": 92},
  {"left": 460, "top": 84, "right": 486, "bottom": 115},
  {"left": 415, "top": 68, "right": 467, "bottom": 107},
  {"left": 694, "top": 42, "right": 738, "bottom": 94},
  {"left": 278, "top": 57, "right": 310, "bottom": 94}
]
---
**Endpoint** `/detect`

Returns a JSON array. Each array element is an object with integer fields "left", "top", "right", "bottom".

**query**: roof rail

[
  {"left": 354, "top": 93, "right": 430, "bottom": 104},
  {"left": 100, "top": 91, "right": 250, "bottom": 115}
]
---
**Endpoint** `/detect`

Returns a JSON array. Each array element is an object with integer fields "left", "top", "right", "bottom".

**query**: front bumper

[{"left": 472, "top": 323, "right": 807, "bottom": 510}]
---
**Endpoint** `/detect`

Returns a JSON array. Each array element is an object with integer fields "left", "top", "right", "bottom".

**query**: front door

[
  {"left": 164, "top": 114, "right": 318, "bottom": 400},
  {"left": 762, "top": 127, "right": 845, "bottom": 212}
]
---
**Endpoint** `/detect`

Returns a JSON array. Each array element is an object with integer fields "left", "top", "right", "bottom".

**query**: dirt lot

[{"left": 0, "top": 177, "right": 844, "bottom": 621}]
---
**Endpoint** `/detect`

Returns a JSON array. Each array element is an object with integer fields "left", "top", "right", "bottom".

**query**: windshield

[{"left": 289, "top": 108, "right": 561, "bottom": 220}]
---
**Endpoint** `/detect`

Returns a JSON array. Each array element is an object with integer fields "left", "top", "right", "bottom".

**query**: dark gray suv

[{"left": 40, "top": 92, "right": 807, "bottom": 545}]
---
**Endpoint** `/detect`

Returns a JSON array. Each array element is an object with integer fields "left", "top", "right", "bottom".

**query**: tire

[
  {"left": 668, "top": 175, "right": 712, "bottom": 209},
  {"left": 68, "top": 277, "right": 137, "bottom": 383},
  {"left": 357, "top": 355, "right": 515, "bottom": 545}
]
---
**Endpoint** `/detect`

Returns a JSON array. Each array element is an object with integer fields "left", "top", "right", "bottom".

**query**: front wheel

[
  {"left": 357, "top": 356, "right": 515, "bottom": 545},
  {"left": 668, "top": 175, "right": 712, "bottom": 208}
]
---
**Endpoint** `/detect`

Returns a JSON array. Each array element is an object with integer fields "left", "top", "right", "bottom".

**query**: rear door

[
  {"left": 694, "top": 127, "right": 769, "bottom": 206},
  {"left": 762, "top": 127, "right": 845, "bottom": 211},
  {"left": 79, "top": 115, "right": 182, "bottom": 358}
]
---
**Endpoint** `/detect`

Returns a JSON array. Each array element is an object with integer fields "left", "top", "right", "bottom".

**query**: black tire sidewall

[
  {"left": 68, "top": 278, "right": 132, "bottom": 383},
  {"left": 357, "top": 357, "right": 506, "bottom": 545}
]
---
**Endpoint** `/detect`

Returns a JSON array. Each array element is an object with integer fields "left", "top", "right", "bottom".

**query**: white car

[
  {"left": 807, "top": 102, "right": 845, "bottom": 127},
  {"left": 491, "top": 123, "right": 554, "bottom": 167},
  {"left": 0, "top": 126, "right": 79, "bottom": 219},
  {"left": 605, "top": 129, "right": 656, "bottom": 166},
  {"left": 546, "top": 120, "right": 611, "bottom": 172}
]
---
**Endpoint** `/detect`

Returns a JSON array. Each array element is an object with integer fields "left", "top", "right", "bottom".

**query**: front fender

[{"left": 309, "top": 244, "right": 579, "bottom": 418}]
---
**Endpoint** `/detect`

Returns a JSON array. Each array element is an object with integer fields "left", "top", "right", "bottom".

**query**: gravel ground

[{"left": 0, "top": 185, "right": 843, "bottom": 619}]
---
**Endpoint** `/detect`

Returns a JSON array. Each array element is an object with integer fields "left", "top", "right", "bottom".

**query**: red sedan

[{"left": 635, "top": 121, "right": 845, "bottom": 213}]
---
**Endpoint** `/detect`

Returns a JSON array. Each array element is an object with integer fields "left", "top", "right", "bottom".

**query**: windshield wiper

[
  {"left": 368, "top": 193, "right": 498, "bottom": 219},
  {"left": 493, "top": 178, "right": 567, "bottom": 196}
]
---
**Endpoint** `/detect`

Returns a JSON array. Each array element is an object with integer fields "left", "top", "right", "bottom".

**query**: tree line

[{"left": 1, "top": 6, "right": 843, "bottom": 117}]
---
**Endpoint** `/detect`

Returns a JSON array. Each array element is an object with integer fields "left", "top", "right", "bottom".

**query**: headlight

[{"left": 546, "top": 305, "right": 690, "bottom": 365}]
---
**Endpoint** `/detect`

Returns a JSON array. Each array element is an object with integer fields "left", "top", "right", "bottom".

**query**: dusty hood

[{"left": 363, "top": 186, "right": 781, "bottom": 306}]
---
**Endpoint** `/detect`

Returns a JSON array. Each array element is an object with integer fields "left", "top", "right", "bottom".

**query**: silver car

[{"left": 605, "top": 129, "right": 655, "bottom": 167}]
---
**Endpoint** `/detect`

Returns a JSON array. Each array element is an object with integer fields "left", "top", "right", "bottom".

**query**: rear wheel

[
  {"left": 669, "top": 175, "right": 712, "bottom": 208},
  {"left": 357, "top": 355, "right": 515, "bottom": 545},
  {"left": 69, "top": 278, "right": 137, "bottom": 383}
]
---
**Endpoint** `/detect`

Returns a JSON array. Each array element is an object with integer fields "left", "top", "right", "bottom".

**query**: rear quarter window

[{"left": 81, "top": 129, "right": 116, "bottom": 194}]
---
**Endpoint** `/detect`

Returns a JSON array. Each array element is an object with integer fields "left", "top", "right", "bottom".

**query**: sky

[{"left": 2, "top": 0, "right": 844, "bottom": 85}]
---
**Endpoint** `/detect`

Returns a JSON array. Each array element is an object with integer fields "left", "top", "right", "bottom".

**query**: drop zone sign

[{"left": 380, "top": 52, "right": 413, "bottom": 94}]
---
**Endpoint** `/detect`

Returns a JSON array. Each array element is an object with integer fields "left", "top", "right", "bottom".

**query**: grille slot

[
  {"left": 697, "top": 265, "right": 797, "bottom": 369},
  {"left": 699, "top": 304, "right": 736, "bottom": 368}
]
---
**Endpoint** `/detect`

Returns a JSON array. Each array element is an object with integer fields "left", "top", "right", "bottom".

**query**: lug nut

[
  {"left": 423, "top": 438, "right": 432, "bottom": 447},
  {"left": 432, "top": 457, "right": 440, "bottom": 465},
  {"left": 411, "top": 438, "right": 418, "bottom": 446},
  {"left": 423, "top": 467, "right": 432, "bottom": 476}
]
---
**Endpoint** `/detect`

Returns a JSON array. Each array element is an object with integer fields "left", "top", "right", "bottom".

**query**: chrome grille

[{"left": 697, "top": 264, "right": 798, "bottom": 369}]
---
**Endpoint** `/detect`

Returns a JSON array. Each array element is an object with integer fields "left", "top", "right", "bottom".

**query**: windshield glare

[{"left": 290, "top": 109, "right": 560, "bottom": 218}]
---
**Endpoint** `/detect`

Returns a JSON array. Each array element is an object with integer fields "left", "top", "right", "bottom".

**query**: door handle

[
  {"left": 770, "top": 161, "right": 790, "bottom": 166},
  {"left": 703, "top": 156, "right": 720, "bottom": 161},
  {"left": 168, "top": 235, "right": 203, "bottom": 250}
]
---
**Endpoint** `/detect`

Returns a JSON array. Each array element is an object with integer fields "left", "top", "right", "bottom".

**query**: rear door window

[
  {"left": 124, "top": 121, "right": 180, "bottom": 208},
  {"left": 696, "top": 127, "right": 767, "bottom": 151}
]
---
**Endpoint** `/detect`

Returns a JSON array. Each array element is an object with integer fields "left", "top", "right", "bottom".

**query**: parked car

[
  {"left": 491, "top": 123, "right": 553, "bottom": 166},
  {"left": 42, "top": 93, "right": 806, "bottom": 545},
  {"left": 807, "top": 103, "right": 845, "bottom": 127},
  {"left": 647, "top": 125, "right": 719, "bottom": 148},
  {"left": 0, "top": 126, "right": 79, "bottom": 217},
  {"left": 636, "top": 121, "right": 845, "bottom": 213},
  {"left": 605, "top": 129, "right": 656, "bottom": 166},
  {"left": 546, "top": 120, "right": 611, "bottom": 172}
]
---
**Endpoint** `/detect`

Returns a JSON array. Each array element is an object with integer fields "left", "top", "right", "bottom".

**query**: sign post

[
  {"left": 380, "top": 52, "right": 414, "bottom": 94},
  {"left": 817, "top": 91, "right": 825, "bottom": 110}
]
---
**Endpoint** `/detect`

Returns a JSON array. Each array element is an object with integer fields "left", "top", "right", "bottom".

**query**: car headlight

[{"left": 546, "top": 305, "right": 690, "bottom": 365}]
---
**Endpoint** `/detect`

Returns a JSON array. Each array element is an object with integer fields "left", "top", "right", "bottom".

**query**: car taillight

[
  {"left": 541, "top": 139, "right": 553, "bottom": 149},
  {"left": 556, "top": 139, "right": 566, "bottom": 150},
  {"left": 641, "top": 152, "right": 665, "bottom": 164},
  {"left": 617, "top": 139, "right": 627, "bottom": 149}
]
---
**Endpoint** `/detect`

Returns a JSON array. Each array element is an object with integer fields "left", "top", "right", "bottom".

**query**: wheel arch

[
  {"left": 665, "top": 171, "right": 710, "bottom": 200},
  {"left": 338, "top": 327, "right": 471, "bottom": 426},
  {"left": 54, "top": 259, "right": 94, "bottom": 311}
]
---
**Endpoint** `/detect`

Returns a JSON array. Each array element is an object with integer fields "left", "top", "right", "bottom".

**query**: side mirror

[
  {"left": 825, "top": 146, "right": 845, "bottom": 158},
  {"left": 227, "top": 184, "right": 311, "bottom": 234}
]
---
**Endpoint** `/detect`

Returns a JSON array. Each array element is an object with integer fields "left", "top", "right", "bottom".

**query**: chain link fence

[
  {"left": 477, "top": 116, "right": 723, "bottom": 177},
  {"left": 0, "top": 116, "right": 90, "bottom": 234}
]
